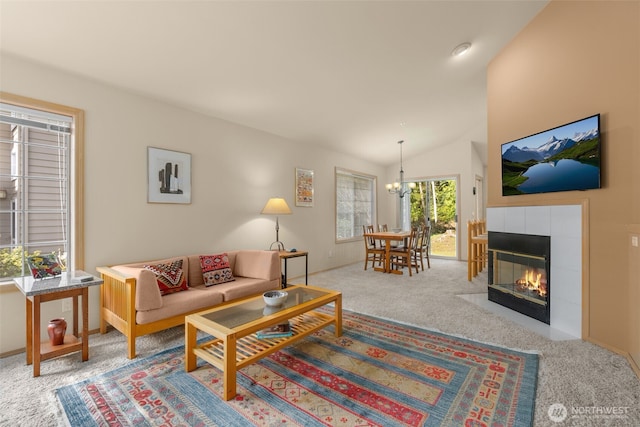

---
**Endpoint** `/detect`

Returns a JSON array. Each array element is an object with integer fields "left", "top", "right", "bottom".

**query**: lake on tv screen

[{"left": 517, "top": 159, "right": 599, "bottom": 193}]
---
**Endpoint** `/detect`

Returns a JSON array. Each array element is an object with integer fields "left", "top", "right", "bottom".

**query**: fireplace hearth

[{"left": 488, "top": 232, "right": 551, "bottom": 324}]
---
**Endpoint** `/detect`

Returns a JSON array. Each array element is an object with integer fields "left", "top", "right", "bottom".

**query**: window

[
  {"left": 335, "top": 167, "right": 376, "bottom": 242},
  {"left": 0, "top": 93, "right": 84, "bottom": 281}
]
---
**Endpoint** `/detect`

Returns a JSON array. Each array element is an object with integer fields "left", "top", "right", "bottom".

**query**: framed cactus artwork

[{"left": 147, "top": 147, "right": 192, "bottom": 204}]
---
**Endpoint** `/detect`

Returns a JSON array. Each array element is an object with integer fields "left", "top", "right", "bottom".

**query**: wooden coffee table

[{"left": 185, "top": 284, "right": 342, "bottom": 400}]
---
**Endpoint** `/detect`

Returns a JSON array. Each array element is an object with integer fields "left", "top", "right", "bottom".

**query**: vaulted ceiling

[{"left": 0, "top": 0, "right": 548, "bottom": 165}]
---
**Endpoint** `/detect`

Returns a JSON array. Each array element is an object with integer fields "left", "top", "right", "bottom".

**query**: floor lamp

[{"left": 261, "top": 197, "right": 292, "bottom": 251}]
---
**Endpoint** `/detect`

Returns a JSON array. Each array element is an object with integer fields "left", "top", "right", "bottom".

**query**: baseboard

[
  {"left": 586, "top": 336, "right": 640, "bottom": 380},
  {"left": 308, "top": 261, "right": 360, "bottom": 277},
  {"left": 626, "top": 353, "right": 640, "bottom": 379},
  {"left": 0, "top": 327, "right": 103, "bottom": 359},
  {"left": 0, "top": 347, "right": 24, "bottom": 358}
]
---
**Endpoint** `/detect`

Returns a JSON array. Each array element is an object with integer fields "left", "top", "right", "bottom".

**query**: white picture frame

[{"left": 147, "top": 147, "right": 191, "bottom": 204}]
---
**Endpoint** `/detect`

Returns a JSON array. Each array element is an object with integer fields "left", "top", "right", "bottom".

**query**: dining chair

[
  {"left": 477, "top": 219, "right": 487, "bottom": 269},
  {"left": 422, "top": 225, "right": 432, "bottom": 269},
  {"left": 467, "top": 220, "right": 488, "bottom": 281},
  {"left": 389, "top": 227, "right": 417, "bottom": 276},
  {"left": 413, "top": 225, "right": 431, "bottom": 270},
  {"left": 366, "top": 224, "right": 379, "bottom": 249},
  {"left": 378, "top": 223, "right": 399, "bottom": 248},
  {"left": 410, "top": 226, "right": 421, "bottom": 274},
  {"left": 363, "top": 225, "right": 384, "bottom": 270}
]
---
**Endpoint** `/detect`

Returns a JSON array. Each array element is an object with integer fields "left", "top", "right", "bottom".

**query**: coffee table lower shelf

[{"left": 186, "top": 310, "right": 336, "bottom": 400}]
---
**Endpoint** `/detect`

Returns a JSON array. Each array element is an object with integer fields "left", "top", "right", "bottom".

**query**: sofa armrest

[
  {"left": 109, "top": 265, "right": 163, "bottom": 311},
  {"left": 96, "top": 266, "right": 137, "bottom": 338},
  {"left": 96, "top": 266, "right": 130, "bottom": 282},
  {"left": 233, "top": 250, "right": 281, "bottom": 281}
]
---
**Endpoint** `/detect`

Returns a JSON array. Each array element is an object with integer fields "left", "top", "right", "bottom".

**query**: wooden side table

[
  {"left": 13, "top": 271, "right": 103, "bottom": 377},
  {"left": 278, "top": 250, "right": 308, "bottom": 288}
]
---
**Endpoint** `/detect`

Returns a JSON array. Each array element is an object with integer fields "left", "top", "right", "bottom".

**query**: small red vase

[{"left": 47, "top": 318, "right": 67, "bottom": 346}]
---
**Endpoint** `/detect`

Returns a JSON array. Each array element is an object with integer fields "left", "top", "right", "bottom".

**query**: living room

[
  {"left": 0, "top": 0, "right": 501, "bottom": 356},
  {"left": 1, "top": 0, "right": 639, "bottom": 425}
]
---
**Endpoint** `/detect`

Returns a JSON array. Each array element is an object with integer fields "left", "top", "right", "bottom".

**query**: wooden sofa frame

[
  {"left": 98, "top": 266, "right": 187, "bottom": 359},
  {"left": 97, "top": 266, "right": 267, "bottom": 359}
]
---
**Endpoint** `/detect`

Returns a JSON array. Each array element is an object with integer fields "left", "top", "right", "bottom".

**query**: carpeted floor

[{"left": 1, "top": 258, "right": 639, "bottom": 426}]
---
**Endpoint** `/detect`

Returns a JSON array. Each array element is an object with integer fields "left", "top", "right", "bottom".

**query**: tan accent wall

[
  {"left": 487, "top": 0, "right": 640, "bottom": 355},
  {"left": 629, "top": 224, "right": 640, "bottom": 375}
]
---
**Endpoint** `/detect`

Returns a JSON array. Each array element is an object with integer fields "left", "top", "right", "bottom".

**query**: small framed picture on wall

[
  {"left": 147, "top": 147, "right": 191, "bottom": 204},
  {"left": 295, "top": 167, "right": 314, "bottom": 207}
]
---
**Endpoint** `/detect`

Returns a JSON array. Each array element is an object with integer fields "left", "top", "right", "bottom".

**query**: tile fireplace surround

[{"left": 486, "top": 205, "right": 582, "bottom": 338}]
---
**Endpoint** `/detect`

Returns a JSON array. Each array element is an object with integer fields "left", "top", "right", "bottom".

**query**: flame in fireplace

[{"left": 516, "top": 269, "right": 547, "bottom": 297}]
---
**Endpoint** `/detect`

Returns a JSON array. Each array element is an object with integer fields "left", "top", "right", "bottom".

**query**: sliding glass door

[{"left": 403, "top": 176, "right": 458, "bottom": 259}]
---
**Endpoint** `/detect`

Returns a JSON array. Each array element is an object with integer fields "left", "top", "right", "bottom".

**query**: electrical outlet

[
  {"left": 62, "top": 298, "right": 72, "bottom": 312},
  {"left": 632, "top": 236, "right": 639, "bottom": 247},
  {"left": 328, "top": 250, "right": 333, "bottom": 258}
]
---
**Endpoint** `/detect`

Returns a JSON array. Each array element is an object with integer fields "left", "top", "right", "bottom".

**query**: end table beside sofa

[
  {"left": 13, "top": 271, "right": 103, "bottom": 377},
  {"left": 278, "top": 250, "right": 308, "bottom": 287}
]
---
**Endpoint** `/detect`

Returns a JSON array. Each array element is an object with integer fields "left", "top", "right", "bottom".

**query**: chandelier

[{"left": 385, "top": 140, "right": 415, "bottom": 198}]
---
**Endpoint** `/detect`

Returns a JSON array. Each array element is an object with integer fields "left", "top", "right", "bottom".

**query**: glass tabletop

[{"left": 201, "top": 286, "right": 331, "bottom": 329}]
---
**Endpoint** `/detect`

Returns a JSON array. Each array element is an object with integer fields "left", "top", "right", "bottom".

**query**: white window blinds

[
  {"left": 0, "top": 103, "right": 73, "bottom": 278},
  {"left": 335, "top": 168, "right": 376, "bottom": 241}
]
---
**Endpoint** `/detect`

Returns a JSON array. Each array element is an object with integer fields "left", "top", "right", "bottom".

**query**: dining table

[{"left": 364, "top": 230, "right": 412, "bottom": 274}]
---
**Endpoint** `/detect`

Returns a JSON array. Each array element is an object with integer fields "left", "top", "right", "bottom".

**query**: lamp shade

[{"left": 261, "top": 198, "right": 292, "bottom": 215}]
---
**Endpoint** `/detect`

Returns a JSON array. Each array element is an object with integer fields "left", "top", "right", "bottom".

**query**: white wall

[
  {"left": 0, "top": 54, "right": 388, "bottom": 353},
  {"left": 388, "top": 129, "right": 486, "bottom": 260}
]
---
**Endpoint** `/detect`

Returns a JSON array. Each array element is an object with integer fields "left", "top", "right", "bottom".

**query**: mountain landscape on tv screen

[{"left": 502, "top": 123, "right": 600, "bottom": 196}]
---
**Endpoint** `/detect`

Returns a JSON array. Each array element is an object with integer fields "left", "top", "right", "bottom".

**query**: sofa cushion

[
  {"left": 136, "top": 287, "right": 225, "bottom": 325},
  {"left": 213, "top": 276, "right": 280, "bottom": 302},
  {"left": 232, "top": 250, "right": 281, "bottom": 281},
  {"left": 199, "top": 253, "right": 235, "bottom": 286},
  {"left": 144, "top": 259, "right": 189, "bottom": 295}
]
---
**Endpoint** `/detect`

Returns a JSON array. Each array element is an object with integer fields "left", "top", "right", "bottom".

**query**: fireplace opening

[{"left": 488, "top": 232, "right": 550, "bottom": 324}]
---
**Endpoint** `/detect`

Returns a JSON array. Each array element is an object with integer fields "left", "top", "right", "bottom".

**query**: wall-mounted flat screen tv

[{"left": 501, "top": 114, "right": 601, "bottom": 196}]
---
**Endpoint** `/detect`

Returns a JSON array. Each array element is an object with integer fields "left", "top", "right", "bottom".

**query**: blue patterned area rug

[{"left": 57, "top": 310, "right": 538, "bottom": 426}]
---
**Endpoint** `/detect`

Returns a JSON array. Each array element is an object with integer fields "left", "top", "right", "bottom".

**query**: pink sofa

[{"left": 97, "top": 250, "right": 281, "bottom": 358}]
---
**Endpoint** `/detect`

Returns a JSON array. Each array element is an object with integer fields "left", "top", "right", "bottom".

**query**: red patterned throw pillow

[
  {"left": 143, "top": 259, "right": 189, "bottom": 296},
  {"left": 199, "top": 253, "right": 235, "bottom": 286}
]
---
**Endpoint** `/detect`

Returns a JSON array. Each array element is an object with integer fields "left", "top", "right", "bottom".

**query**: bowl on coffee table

[{"left": 263, "top": 290, "right": 288, "bottom": 307}]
